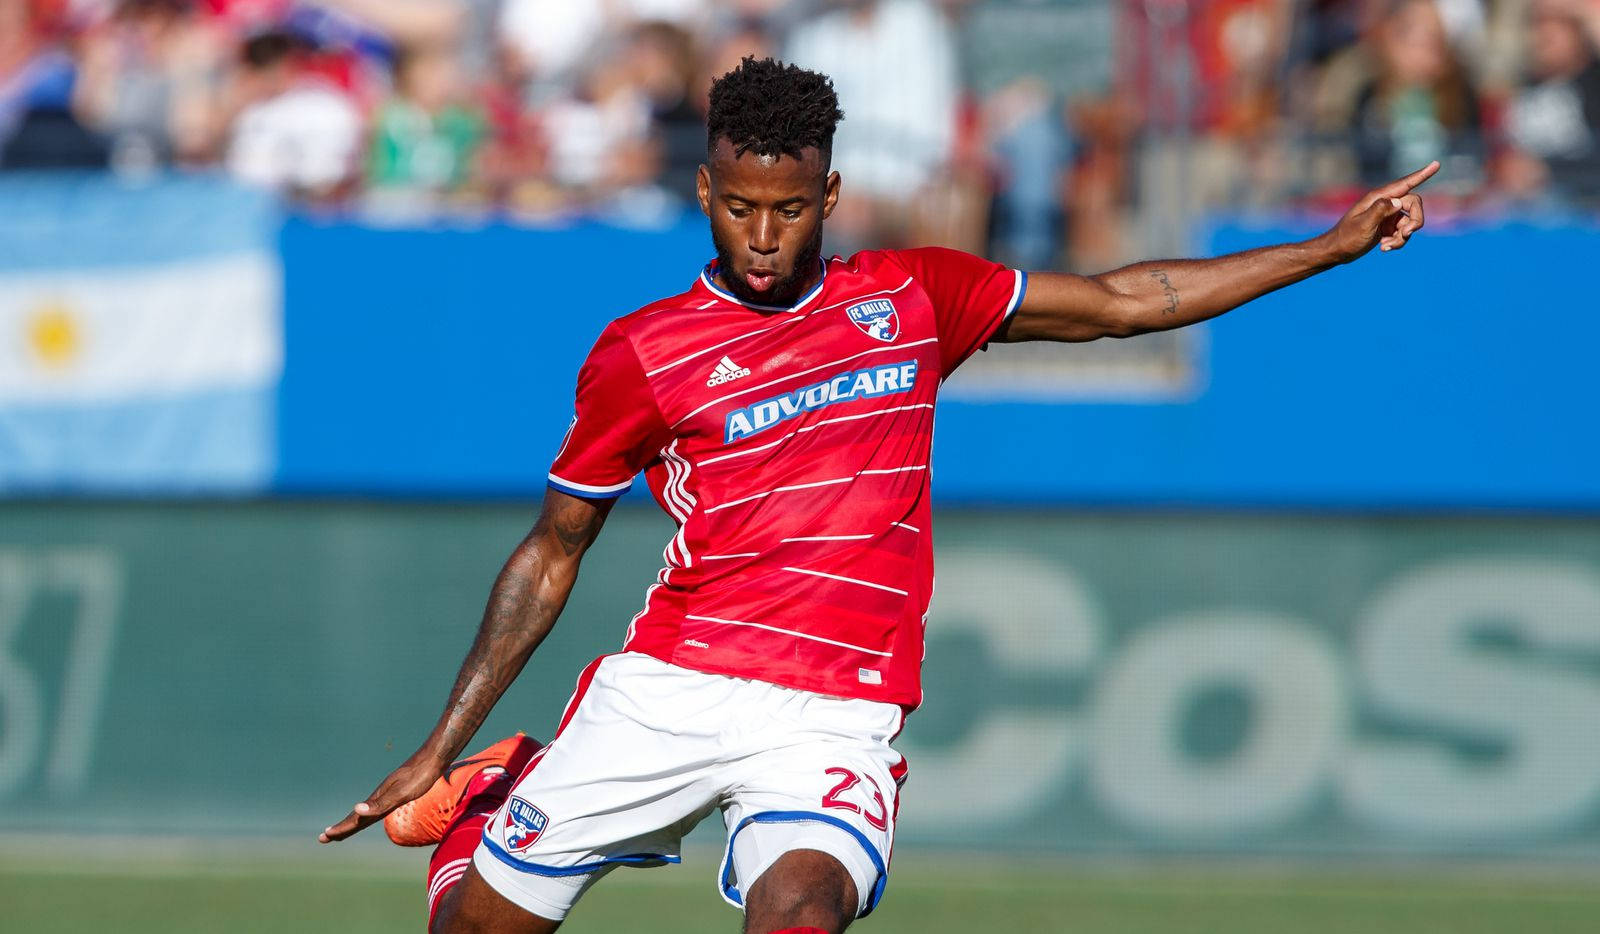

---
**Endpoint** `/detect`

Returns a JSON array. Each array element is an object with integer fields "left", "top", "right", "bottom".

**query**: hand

[
  {"left": 318, "top": 752, "right": 444, "bottom": 843},
  {"left": 1325, "top": 161, "right": 1439, "bottom": 263}
]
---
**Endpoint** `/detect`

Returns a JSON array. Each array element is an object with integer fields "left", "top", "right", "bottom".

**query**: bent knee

[{"left": 746, "top": 849, "right": 858, "bottom": 930}]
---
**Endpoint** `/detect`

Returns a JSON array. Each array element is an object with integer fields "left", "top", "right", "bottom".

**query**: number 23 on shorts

[{"left": 821, "top": 767, "right": 889, "bottom": 831}]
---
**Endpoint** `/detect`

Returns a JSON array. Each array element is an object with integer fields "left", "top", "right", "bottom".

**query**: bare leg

[
  {"left": 740, "top": 849, "right": 858, "bottom": 934},
  {"left": 431, "top": 864, "right": 563, "bottom": 934}
]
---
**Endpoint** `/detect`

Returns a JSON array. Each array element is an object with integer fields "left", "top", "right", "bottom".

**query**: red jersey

[{"left": 548, "top": 248, "right": 1027, "bottom": 707}]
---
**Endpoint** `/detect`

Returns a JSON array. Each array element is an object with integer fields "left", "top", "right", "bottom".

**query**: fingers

[
  {"left": 1398, "top": 192, "right": 1425, "bottom": 237},
  {"left": 1379, "top": 193, "right": 1426, "bottom": 252},
  {"left": 319, "top": 798, "right": 381, "bottom": 843},
  {"left": 319, "top": 778, "right": 400, "bottom": 844},
  {"left": 319, "top": 763, "right": 441, "bottom": 843},
  {"left": 1377, "top": 160, "right": 1441, "bottom": 197}
]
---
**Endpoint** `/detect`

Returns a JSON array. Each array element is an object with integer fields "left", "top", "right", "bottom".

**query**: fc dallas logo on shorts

[
  {"left": 846, "top": 298, "right": 899, "bottom": 342},
  {"left": 504, "top": 796, "right": 548, "bottom": 853}
]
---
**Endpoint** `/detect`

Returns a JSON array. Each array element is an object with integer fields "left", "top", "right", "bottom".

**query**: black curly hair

[{"left": 706, "top": 56, "right": 844, "bottom": 165}]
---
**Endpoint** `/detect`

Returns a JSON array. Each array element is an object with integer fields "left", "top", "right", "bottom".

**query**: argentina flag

[{"left": 0, "top": 174, "right": 282, "bottom": 494}]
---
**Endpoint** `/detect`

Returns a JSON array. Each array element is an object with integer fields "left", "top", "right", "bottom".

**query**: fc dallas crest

[
  {"left": 503, "top": 797, "right": 548, "bottom": 853},
  {"left": 846, "top": 298, "right": 899, "bottom": 342}
]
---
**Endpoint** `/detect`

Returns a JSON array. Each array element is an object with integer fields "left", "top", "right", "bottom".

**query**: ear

[
  {"left": 822, "top": 170, "right": 841, "bottom": 220},
  {"left": 696, "top": 164, "right": 712, "bottom": 218}
]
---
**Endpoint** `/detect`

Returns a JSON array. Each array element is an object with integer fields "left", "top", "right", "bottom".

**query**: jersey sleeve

[
  {"left": 892, "top": 246, "right": 1028, "bottom": 377},
  {"left": 548, "top": 323, "right": 671, "bottom": 499}
]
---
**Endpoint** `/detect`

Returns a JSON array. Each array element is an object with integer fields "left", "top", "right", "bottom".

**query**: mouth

[{"left": 745, "top": 267, "right": 779, "bottom": 292}]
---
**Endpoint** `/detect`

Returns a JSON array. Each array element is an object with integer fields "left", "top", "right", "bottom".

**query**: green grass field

[{"left": 5, "top": 844, "right": 1599, "bottom": 933}]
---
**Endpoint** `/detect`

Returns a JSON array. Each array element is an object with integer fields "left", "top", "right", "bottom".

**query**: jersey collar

[{"left": 699, "top": 258, "right": 827, "bottom": 313}]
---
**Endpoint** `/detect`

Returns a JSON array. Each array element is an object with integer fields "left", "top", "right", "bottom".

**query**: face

[
  {"left": 1530, "top": 2, "right": 1589, "bottom": 79},
  {"left": 1380, "top": 0, "right": 1450, "bottom": 86},
  {"left": 697, "top": 137, "right": 840, "bottom": 307},
  {"left": 398, "top": 48, "right": 458, "bottom": 112}
]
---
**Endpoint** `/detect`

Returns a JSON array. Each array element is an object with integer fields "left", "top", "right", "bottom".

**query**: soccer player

[{"left": 319, "top": 58, "right": 1435, "bottom": 934}]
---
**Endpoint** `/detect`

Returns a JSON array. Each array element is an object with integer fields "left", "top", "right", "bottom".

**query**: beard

[{"left": 711, "top": 222, "right": 825, "bottom": 309}]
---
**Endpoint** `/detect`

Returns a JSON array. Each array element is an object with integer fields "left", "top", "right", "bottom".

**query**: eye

[
  {"left": 780, "top": 208, "right": 802, "bottom": 219},
  {"left": 728, "top": 206, "right": 752, "bottom": 218}
]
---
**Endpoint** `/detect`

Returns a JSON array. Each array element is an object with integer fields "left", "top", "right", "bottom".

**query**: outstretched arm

[
  {"left": 995, "top": 162, "right": 1439, "bottom": 344},
  {"left": 319, "top": 487, "right": 614, "bottom": 843}
]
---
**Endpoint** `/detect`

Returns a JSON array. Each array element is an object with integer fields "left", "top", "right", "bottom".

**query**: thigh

[{"left": 474, "top": 654, "right": 727, "bottom": 921}]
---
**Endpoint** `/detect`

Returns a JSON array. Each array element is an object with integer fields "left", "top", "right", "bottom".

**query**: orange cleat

[{"left": 384, "top": 732, "right": 543, "bottom": 847}]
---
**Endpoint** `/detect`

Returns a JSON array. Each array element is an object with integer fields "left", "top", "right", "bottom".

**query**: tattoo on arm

[
  {"left": 427, "top": 494, "right": 611, "bottom": 762},
  {"left": 551, "top": 500, "right": 598, "bottom": 557},
  {"left": 1149, "top": 270, "right": 1180, "bottom": 315}
]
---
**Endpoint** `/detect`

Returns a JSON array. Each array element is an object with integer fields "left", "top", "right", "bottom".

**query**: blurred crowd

[{"left": 3, "top": 0, "right": 1600, "bottom": 267}]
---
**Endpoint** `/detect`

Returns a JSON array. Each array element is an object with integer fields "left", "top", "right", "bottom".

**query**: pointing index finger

[{"left": 1383, "top": 160, "right": 1440, "bottom": 196}]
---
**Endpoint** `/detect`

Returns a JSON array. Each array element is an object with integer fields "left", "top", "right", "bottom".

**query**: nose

[{"left": 749, "top": 212, "right": 779, "bottom": 256}]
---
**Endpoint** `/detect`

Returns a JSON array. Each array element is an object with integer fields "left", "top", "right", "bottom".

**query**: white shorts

[{"left": 472, "top": 652, "right": 906, "bottom": 922}]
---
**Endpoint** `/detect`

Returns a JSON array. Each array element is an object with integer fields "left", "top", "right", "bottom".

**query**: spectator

[
  {"left": 1, "top": 0, "right": 110, "bottom": 169},
  {"left": 72, "top": 0, "right": 228, "bottom": 171},
  {"left": 1191, "top": 0, "right": 1291, "bottom": 140},
  {"left": 785, "top": 0, "right": 959, "bottom": 250},
  {"left": 497, "top": 0, "right": 608, "bottom": 97},
  {"left": 224, "top": 29, "right": 362, "bottom": 200},
  {"left": 1285, "top": 0, "right": 1368, "bottom": 76},
  {"left": 695, "top": 18, "right": 776, "bottom": 107},
  {"left": 1117, "top": 0, "right": 1293, "bottom": 258},
  {"left": 1349, "top": 0, "right": 1483, "bottom": 188},
  {"left": 1118, "top": 0, "right": 1290, "bottom": 139},
  {"left": 985, "top": 77, "right": 1073, "bottom": 270},
  {"left": 625, "top": 20, "right": 703, "bottom": 203},
  {"left": 532, "top": 46, "right": 659, "bottom": 216},
  {"left": 497, "top": 0, "right": 708, "bottom": 94},
  {"left": 474, "top": 36, "right": 552, "bottom": 214},
  {"left": 365, "top": 42, "right": 485, "bottom": 215},
  {"left": 1500, "top": 0, "right": 1600, "bottom": 206}
]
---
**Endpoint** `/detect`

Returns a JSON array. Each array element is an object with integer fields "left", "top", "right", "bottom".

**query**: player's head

[{"left": 698, "top": 56, "right": 844, "bottom": 307}]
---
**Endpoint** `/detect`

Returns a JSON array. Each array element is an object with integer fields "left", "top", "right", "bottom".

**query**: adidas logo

[{"left": 706, "top": 355, "right": 752, "bottom": 387}]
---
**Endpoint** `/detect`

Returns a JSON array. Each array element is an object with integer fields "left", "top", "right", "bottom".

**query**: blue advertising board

[
  {"left": 0, "top": 175, "right": 1594, "bottom": 508},
  {"left": 274, "top": 213, "right": 1600, "bottom": 509}
]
